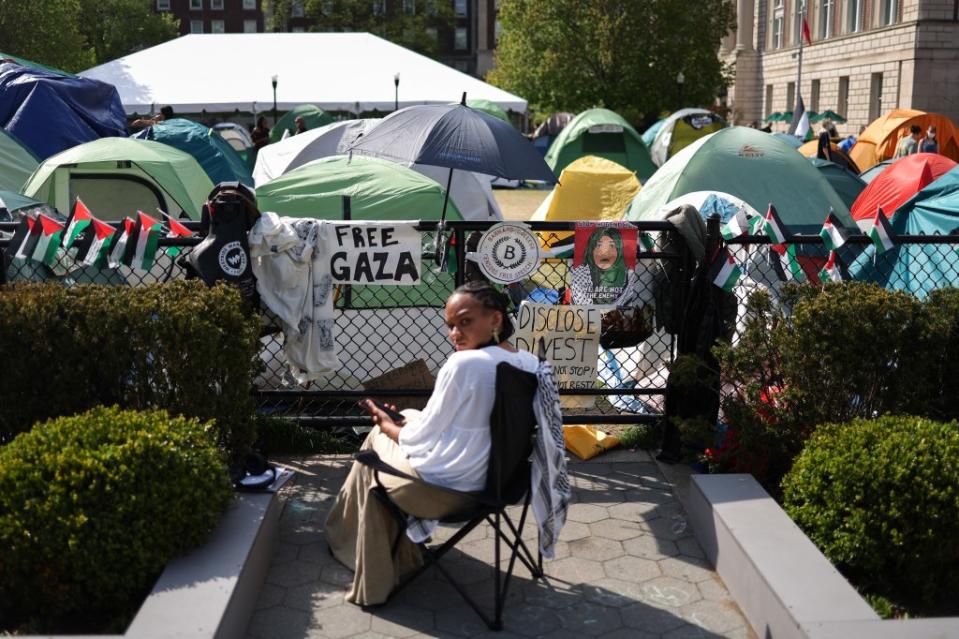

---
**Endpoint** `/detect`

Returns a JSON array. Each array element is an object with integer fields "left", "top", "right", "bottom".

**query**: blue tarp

[
  {"left": 133, "top": 118, "right": 254, "bottom": 187},
  {"left": 0, "top": 61, "right": 126, "bottom": 160}
]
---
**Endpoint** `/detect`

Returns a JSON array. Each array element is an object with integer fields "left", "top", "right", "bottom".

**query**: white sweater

[{"left": 399, "top": 346, "right": 539, "bottom": 492}]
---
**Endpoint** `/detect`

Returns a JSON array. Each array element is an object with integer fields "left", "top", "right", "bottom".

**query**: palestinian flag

[
  {"left": 708, "top": 248, "right": 742, "bottom": 293},
  {"left": 818, "top": 251, "right": 848, "bottom": 283},
  {"left": 108, "top": 217, "right": 136, "bottom": 268},
  {"left": 869, "top": 207, "right": 896, "bottom": 254},
  {"left": 545, "top": 235, "right": 575, "bottom": 259},
  {"left": 789, "top": 94, "right": 811, "bottom": 141},
  {"left": 771, "top": 243, "right": 804, "bottom": 282},
  {"left": 7, "top": 214, "right": 40, "bottom": 262},
  {"left": 79, "top": 218, "right": 117, "bottom": 268},
  {"left": 748, "top": 214, "right": 764, "bottom": 235},
  {"left": 640, "top": 232, "right": 656, "bottom": 252},
  {"left": 819, "top": 209, "right": 850, "bottom": 251},
  {"left": 127, "top": 211, "right": 164, "bottom": 271},
  {"left": 30, "top": 214, "right": 65, "bottom": 267},
  {"left": 721, "top": 207, "right": 752, "bottom": 240},
  {"left": 62, "top": 198, "right": 94, "bottom": 250},
  {"left": 763, "top": 204, "right": 789, "bottom": 246},
  {"left": 162, "top": 212, "right": 194, "bottom": 257}
]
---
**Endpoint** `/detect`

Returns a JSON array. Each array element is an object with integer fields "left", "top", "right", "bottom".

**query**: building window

[
  {"left": 404, "top": 0, "right": 416, "bottom": 14},
  {"left": 244, "top": 19, "right": 257, "bottom": 32},
  {"left": 838, "top": 75, "right": 849, "bottom": 118},
  {"left": 819, "top": 0, "right": 834, "bottom": 39},
  {"left": 879, "top": 0, "right": 899, "bottom": 25},
  {"left": 454, "top": 0, "right": 467, "bottom": 17},
  {"left": 793, "top": 0, "right": 807, "bottom": 44},
  {"left": 189, "top": 0, "right": 202, "bottom": 9},
  {"left": 292, "top": 1, "right": 305, "bottom": 17},
  {"left": 292, "top": 25, "right": 306, "bottom": 32},
  {"left": 846, "top": 0, "right": 863, "bottom": 32},
  {"left": 787, "top": 82, "right": 796, "bottom": 111},
  {"left": 772, "top": 15, "right": 784, "bottom": 49},
  {"left": 243, "top": 0, "right": 256, "bottom": 8},
  {"left": 810, "top": 79, "right": 821, "bottom": 112},
  {"left": 869, "top": 72, "right": 883, "bottom": 121},
  {"left": 372, "top": 0, "right": 385, "bottom": 16},
  {"left": 426, "top": 26, "right": 438, "bottom": 41},
  {"left": 156, "top": 0, "right": 171, "bottom": 10},
  {"left": 322, "top": 0, "right": 333, "bottom": 14},
  {"left": 765, "top": 84, "right": 774, "bottom": 118},
  {"left": 774, "top": 0, "right": 783, "bottom": 7},
  {"left": 211, "top": 0, "right": 223, "bottom": 9},
  {"left": 211, "top": 19, "right": 225, "bottom": 33},
  {"left": 454, "top": 26, "right": 468, "bottom": 50},
  {"left": 190, "top": 19, "right": 204, "bottom": 33}
]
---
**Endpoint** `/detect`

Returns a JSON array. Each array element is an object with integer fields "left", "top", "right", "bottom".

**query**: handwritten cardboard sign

[
  {"left": 328, "top": 221, "right": 421, "bottom": 285},
  {"left": 513, "top": 302, "right": 601, "bottom": 394}
]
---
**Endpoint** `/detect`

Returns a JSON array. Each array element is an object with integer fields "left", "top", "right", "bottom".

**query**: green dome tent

[
  {"left": 22, "top": 137, "right": 214, "bottom": 220},
  {"left": 545, "top": 108, "right": 656, "bottom": 182},
  {"left": 466, "top": 99, "right": 509, "bottom": 123},
  {"left": 134, "top": 118, "right": 254, "bottom": 187},
  {"left": 648, "top": 108, "right": 726, "bottom": 167},
  {"left": 269, "top": 105, "right": 335, "bottom": 143},
  {"left": 809, "top": 158, "right": 866, "bottom": 210},
  {"left": 0, "top": 128, "right": 39, "bottom": 192},
  {"left": 624, "top": 126, "right": 853, "bottom": 233}
]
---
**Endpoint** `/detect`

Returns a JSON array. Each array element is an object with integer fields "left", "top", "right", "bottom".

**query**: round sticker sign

[
  {"left": 218, "top": 241, "right": 248, "bottom": 278},
  {"left": 470, "top": 222, "right": 541, "bottom": 284}
]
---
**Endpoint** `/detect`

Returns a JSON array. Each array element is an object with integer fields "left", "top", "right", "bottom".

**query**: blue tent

[
  {"left": 134, "top": 118, "right": 254, "bottom": 187},
  {"left": 0, "top": 61, "right": 126, "bottom": 160},
  {"left": 641, "top": 119, "right": 666, "bottom": 148},
  {"left": 850, "top": 167, "right": 959, "bottom": 298}
]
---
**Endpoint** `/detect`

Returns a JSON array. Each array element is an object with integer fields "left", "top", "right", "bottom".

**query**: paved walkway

[{"left": 245, "top": 449, "right": 756, "bottom": 639}]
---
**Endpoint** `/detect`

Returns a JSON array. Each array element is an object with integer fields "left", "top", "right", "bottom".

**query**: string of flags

[{"left": 4, "top": 197, "right": 195, "bottom": 272}]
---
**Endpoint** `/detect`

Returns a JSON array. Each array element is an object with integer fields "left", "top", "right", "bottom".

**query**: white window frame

[
  {"left": 292, "top": 0, "right": 306, "bottom": 17},
  {"left": 190, "top": 19, "right": 204, "bottom": 33},
  {"left": 292, "top": 25, "right": 306, "bottom": 32},
  {"left": 454, "top": 0, "right": 468, "bottom": 17},
  {"left": 454, "top": 26, "right": 468, "bottom": 50},
  {"left": 244, "top": 19, "right": 258, "bottom": 32},
  {"left": 819, "top": 0, "right": 834, "bottom": 39},
  {"left": 847, "top": 0, "right": 863, "bottom": 32},
  {"left": 189, "top": 0, "right": 203, "bottom": 10},
  {"left": 793, "top": 0, "right": 807, "bottom": 44},
  {"left": 403, "top": 0, "right": 416, "bottom": 14},
  {"left": 243, "top": 0, "right": 256, "bottom": 8},
  {"left": 156, "top": 0, "right": 171, "bottom": 10},
  {"left": 879, "top": 0, "right": 899, "bottom": 25},
  {"left": 211, "top": 0, "right": 224, "bottom": 9},
  {"left": 211, "top": 19, "right": 225, "bottom": 33},
  {"left": 772, "top": 15, "right": 784, "bottom": 49}
]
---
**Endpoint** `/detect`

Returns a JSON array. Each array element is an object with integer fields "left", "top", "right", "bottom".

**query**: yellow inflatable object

[
  {"left": 531, "top": 155, "right": 641, "bottom": 222},
  {"left": 563, "top": 425, "right": 621, "bottom": 460}
]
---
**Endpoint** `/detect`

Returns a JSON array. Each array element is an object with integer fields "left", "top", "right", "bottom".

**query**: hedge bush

[
  {"left": 0, "top": 407, "right": 234, "bottom": 629},
  {"left": 0, "top": 281, "right": 260, "bottom": 458},
  {"left": 782, "top": 416, "right": 959, "bottom": 613}
]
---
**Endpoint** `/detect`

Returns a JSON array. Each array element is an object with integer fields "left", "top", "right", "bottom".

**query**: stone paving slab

[{"left": 245, "top": 450, "right": 756, "bottom": 639}]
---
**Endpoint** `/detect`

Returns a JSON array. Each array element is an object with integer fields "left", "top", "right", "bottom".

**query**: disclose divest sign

[
  {"left": 327, "top": 221, "right": 421, "bottom": 285},
  {"left": 513, "top": 302, "right": 601, "bottom": 392}
]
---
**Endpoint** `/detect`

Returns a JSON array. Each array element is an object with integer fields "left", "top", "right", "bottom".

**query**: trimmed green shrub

[
  {"left": 783, "top": 416, "right": 959, "bottom": 613},
  {"left": 0, "top": 407, "right": 233, "bottom": 629},
  {"left": 256, "top": 415, "right": 356, "bottom": 455},
  {"left": 924, "top": 288, "right": 959, "bottom": 422},
  {"left": 0, "top": 281, "right": 260, "bottom": 458}
]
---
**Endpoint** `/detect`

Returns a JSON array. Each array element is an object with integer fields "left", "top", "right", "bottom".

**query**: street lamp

[
  {"left": 394, "top": 72, "right": 400, "bottom": 112},
  {"left": 676, "top": 71, "right": 685, "bottom": 108},
  {"left": 271, "top": 75, "right": 278, "bottom": 127}
]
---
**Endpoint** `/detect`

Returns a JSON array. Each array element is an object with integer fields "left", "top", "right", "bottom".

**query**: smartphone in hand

[{"left": 359, "top": 398, "right": 406, "bottom": 423}]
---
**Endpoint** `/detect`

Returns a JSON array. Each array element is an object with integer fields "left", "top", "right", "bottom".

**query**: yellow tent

[
  {"left": 531, "top": 155, "right": 641, "bottom": 221},
  {"left": 850, "top": 109, "right": 959, "bottom": 171}
]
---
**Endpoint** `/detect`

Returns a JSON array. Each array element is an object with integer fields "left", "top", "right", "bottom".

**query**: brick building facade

[{"left": 721, "top": 0, "right": 959, "bottom": 135}]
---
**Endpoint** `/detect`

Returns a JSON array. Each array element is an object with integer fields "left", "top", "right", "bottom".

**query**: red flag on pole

[{"left": 802, "top": 18, "right": 811, "bottom": 45}]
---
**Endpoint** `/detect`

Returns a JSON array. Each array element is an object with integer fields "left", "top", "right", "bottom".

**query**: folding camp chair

[{"left": 354, "top": 361, "right": 544, "bottom": 631}]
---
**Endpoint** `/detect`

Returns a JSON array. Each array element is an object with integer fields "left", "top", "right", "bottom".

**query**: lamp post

[
  {"left": 271, "top": 75, "right": 278, "bottom": 127},
  {"left": 394, "top": 72, "right": 400, "bottom": 112},
  {"left": 676, "top": 71, "right": 685, "bottom": 109}
]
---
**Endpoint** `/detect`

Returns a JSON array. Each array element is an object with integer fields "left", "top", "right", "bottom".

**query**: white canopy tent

[{"left": 79, "top": 32, "right": 527, "bottom": 115}]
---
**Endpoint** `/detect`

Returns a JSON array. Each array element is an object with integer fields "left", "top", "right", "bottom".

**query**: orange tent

[
  {"left": 850, "top": 109, "right": 959, "bottom": 171},
  {"left": 797, "top": 139, "right": 861, "bottom": 174}
]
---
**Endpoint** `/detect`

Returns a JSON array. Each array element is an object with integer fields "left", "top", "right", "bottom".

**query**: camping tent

[
  {"left": 0, "top": 191, "right": 55, "bottom": 221},
  {"left": 213, "top": 123, "right": 254, "bottom": 165},
  {"left": 544, "top": 108, "right": 656, "bottom": 181},
  {"left": 79, "top": 33, "right": 527, "bottom": 114},
  {"left": 849, "top": 153, "right": 956, "bottom": 229},
  {"left": 850, "top": 167, "right": 959, "bottom": 299},
  {"left": 466, "top": 99, "right": 509, "bottom": 123},
  {"left": 850, "top": 109, "right": 959, "bottom": 170},
  {"left": 269, "top": 105, "right": 335, "bottom": 143},
  {"left": 772, "top": 132, "right": 803, "bottom": 149},
  {"left": 134, "top": 118, "right": 254, "bottom": 187},
  {"left": 649, "top": 108, "right": 727, "bottom": 167},
  {"left": 797, "top": 138, "right": 861, "bottom": 174},
  {"left": 22, "top": 137, "right": 214, "bottom": 221},
  {"left": 624, "top": 126, "right": 853, "bottom": 233},
  {"left": 641, "top": 119, "right": 667, "bottom": 148},
  {"left": 810, "top": 158, "right": 866, "bottom": 210},
  {"left": 253, "top": 119, "right": 502, "bottom": 220},
  {"left": 0, "top": 129, "right": 38, "bottom": 192},
  {"left": 531, "top": 156, "right": 640, "bottom": 222},
  {"left": 0, "top": 61, "right": 126, "bottom": 161},
  {"left": 860, "top": 159, "right": 894, "bottom": 183}
]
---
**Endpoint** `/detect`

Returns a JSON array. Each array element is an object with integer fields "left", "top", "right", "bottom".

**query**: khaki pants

[{"left": 325, "top": 423, "right": 473, "bottom": 606}]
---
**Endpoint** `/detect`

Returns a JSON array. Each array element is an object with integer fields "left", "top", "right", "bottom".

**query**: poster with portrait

[{"left": 570, "top": 222, "right": 638, "bottom": 305}]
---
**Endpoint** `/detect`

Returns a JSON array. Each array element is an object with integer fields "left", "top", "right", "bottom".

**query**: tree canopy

[{"left": 487, "top": 0, "right": 736, "bottom": 126}]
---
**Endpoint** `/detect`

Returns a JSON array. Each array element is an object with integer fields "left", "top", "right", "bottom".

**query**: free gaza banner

[{"left": 327, "top": 221, "right": 421, "bottom": 285}]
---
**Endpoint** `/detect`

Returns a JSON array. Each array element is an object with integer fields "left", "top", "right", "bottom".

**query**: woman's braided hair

[{"left": 453, "top": 281, "right": 515, "bottom": 341}]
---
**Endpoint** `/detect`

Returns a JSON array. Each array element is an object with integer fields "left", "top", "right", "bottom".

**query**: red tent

[{"left": 850, "top": 153, "right": 957, "bottom": 229}]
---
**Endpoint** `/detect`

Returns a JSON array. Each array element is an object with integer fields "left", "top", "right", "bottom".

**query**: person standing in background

[{"left": 921, "top": 126, "right": 939, "bottom": 154}]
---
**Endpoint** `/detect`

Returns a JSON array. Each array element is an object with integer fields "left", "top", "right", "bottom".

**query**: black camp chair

[{"left": 354, "top": 361, "right": 543, "bottom": 631}]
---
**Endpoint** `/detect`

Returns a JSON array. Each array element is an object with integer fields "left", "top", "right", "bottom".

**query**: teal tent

[
  {"left": 850, "top": 167, "right": 959, "bottom": 298},
  {"left": 545, "top": 108, "right": 656, "bottom": 181},
  {"left": 625, "top": 126, "right": 853, "bottom": 233},
  {"left": 809, "top": 158, "right": 866, "bottom": 210},
  {"left": 0, "top": 128, "right": 38, "bottom": 192},
  {"left": 641, "top": 119, "right": 666, "bottom": 148},
  {"left": 269, "top": 105, "right": 334, "bottom": 143},
  {"left": 772, "top": 132, "right": 803, "bottom": 149},
  {"left": 134, "top": 118, "right": 254, "bottom": 187},
  {"left": 860, "top": 159, "right": 894, "bottom": 184}
]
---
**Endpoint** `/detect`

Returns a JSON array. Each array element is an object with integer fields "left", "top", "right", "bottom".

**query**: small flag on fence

[
  {"left": 30, "top": 214, "right": 65, "bottom": 267},
  {"left": 818, "top": 251, "right": 848, "bottom": 283},
  {"left": 126, "top": 211, "right": 164, "bottom": 271},
  {"left": 161, "top": 212, "right": 194, "bottom": 257},
  {"left": 640, "top": 232, "right": 656, "bottom": 251},
  {"left": 721, "top": 207, "right": 753, "bottom": 240},
  {"left": 708, "top": 248, "right": 742, "bottom": 293},
  {"left": 7, "top": 214, "right": 40, "bottom": 262},
  {"left": 869, "top": 207, "right": 897, "bottom": 254},
  {"left": 819, "top": 209, "right": 850, "bottom": 251},
  {"left": 771, "top": 243, "right": 804, "bottom": 282},
  {"left": 79, "top": 218, "right": 117, "bottom": 268},
  {"left": 62, "top": 198, "right": 95, "bottom": 250},
  {"left": 108, "top": 217, "right": 136, "bottom": 268},
  {"left": 763, "top": 204, "right": 790, "bottom": 246}
]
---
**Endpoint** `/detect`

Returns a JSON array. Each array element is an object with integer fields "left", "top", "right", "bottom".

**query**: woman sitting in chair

[{"left": 325, "top": 281, "right": 542, "bottom": 606}]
